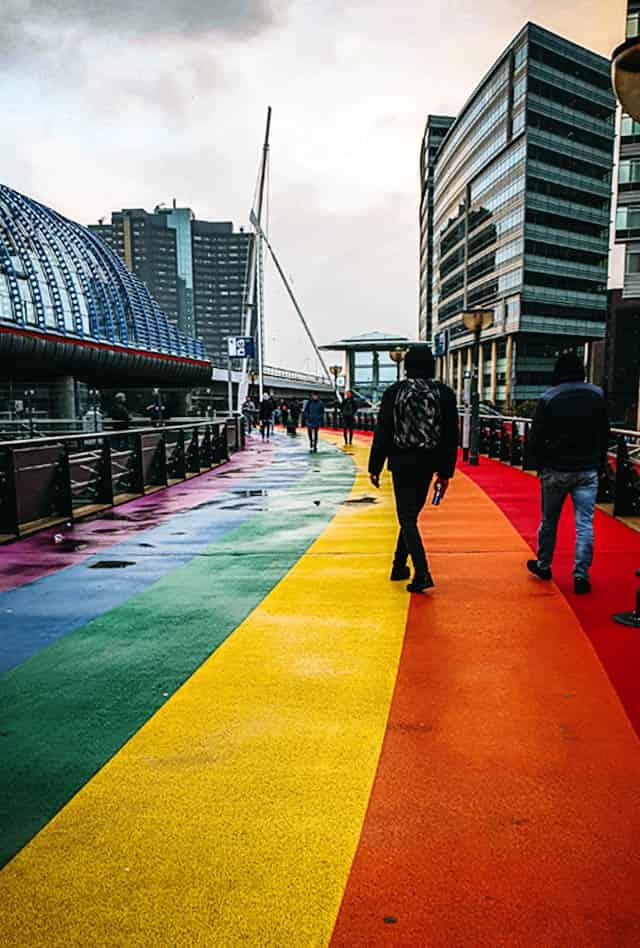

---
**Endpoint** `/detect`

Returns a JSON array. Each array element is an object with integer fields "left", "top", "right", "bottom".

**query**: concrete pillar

[
  {"left": 448, "top": 351, "right": 454, "bottom": 387},
  {"left": 489, "top": 341, "right": 497, "bottom": 404},
  {"left": 435, "top": 356, "right": 441, "bottom": 381},
  {"left": 456, "top": 349, "right": 463, "bottom": 404},
  {"left": 505, "top": 335, "right": 514, "bottom": 410},
  {"left": 466, "top": 347, "right": 472, "bottom": 372},
  {"left": 54, "top": 376, "right": 76, "bottom": 418},
  {"left": 478, "top": 343, "right": 485, "bottom": 401}
]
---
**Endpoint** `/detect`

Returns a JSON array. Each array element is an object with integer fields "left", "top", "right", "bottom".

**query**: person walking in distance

[
  {"left": 303, "top": 391, "right": 324, "bottom": 453},
  {"left": 368, "top": 346, "right": 458, "bottom": 593},
  {"left": 242, "top": 395, "right": 256, "bottom": 434},
  {"left": 111, "top": 392, "right": 130, "bottom": 431},
  {"left": 527, "top": 352, "right": 610, "bottom": 594},
  {"left": 341, "top": 390, "right": 357, "bottom": 446},
  {"left": 258, "top": 393, "right": 274, "bottom": 441}
]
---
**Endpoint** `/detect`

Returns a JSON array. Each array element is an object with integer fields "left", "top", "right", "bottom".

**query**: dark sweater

[
  {"left": 368, "top": 379, "right": 458, "bottom": 480},
  {"left": 341, "top": 396, "right": 357, "bottom": 420},
  {"left": 530, "top": 381, "right": 610, "bottom": 472}
]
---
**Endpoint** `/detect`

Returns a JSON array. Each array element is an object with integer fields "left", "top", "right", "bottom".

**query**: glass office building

[
  {"left": 419, "top": 115, "right": 454, "bottom": 342},
  {"left": 422, "top": 23, "right": 615, "bottom": 408}
]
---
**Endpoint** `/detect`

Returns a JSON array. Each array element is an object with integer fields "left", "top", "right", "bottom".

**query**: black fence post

[
  {"left": 57, "top": 445, "right": 74, "bottom": 520},
  {"left": 0, "top": 447, "right": 19, "bottom": 539},
  {"left": 522, "top": 422, "right": 536, "bottom": 471},
  {"left": 596, "top": 460, "right": 615, "bottom": 503},
  {"left": 510, "top": 421, "right": 523, "bottom": 467},
  {"left": 200, "top": 426, "right": 213, "bottom": 469},
  {"left": 186, "top": 428, "right": 200, "bottom": 474},
  {"left": 132, "top": 433, "right": 145, "bottom": 495},
  {"left": 488, "top": 419, "right": 500, "bottom": 458},
  {"left": 100, "top": 438, "right": 115, "bottom": 506},
  {"left": 613, "top": 436, "right": 640, "bottom": 517},
  {"left": 499, "top": 420, "right": 511, "bottom": 462}
]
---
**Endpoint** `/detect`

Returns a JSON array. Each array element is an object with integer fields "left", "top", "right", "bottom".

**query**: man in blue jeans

[{"left": 527, "top": 352, "right": 610, "bottom": 594}]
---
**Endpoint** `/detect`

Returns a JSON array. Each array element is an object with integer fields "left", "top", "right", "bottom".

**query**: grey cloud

[{"left": 1, "top": 0, "right": 290, "bottom": 61}]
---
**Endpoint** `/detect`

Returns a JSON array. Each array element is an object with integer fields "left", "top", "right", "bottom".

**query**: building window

[
  {"left": 617, "top": 206, "right": 640, "bottom": 231},
  {"left": 626, "top": 247, "right": 640, "bottom": 274},
  {"left": 619, "top": 159, "right": 640, "bottom": 185}
]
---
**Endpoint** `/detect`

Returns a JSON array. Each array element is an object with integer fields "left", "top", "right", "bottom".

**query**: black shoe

[
  {"left": 574, "top": 577, "right": 591, "bottom": 595},
  {"left": 407, "top": 572, "right": 435, "bottom": 593},
  {"left": 527, "top": 560, "right": 552, "bottom": 581},
  {"left": 390, "top": 565, "right": 411, "bottom": 581}
]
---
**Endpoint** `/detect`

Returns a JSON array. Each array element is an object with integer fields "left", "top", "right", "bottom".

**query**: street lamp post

[
  {"left": 389, "top": 348, "right": 407, "bottom": 381},
  {"left": 612, "top": 25, "right": 640, "bottom": 123},
  {"left": 462, "top": 310, "right": 494, "bottom": 466},
  {"left": 329, "top": 364, "right": 341, "bottom": 399},
  {"left": 25, "top": 388, "right": 36, "bottom": 439},
  {"left": 89, "top": 387, "right": 100, "bottom": 432}
]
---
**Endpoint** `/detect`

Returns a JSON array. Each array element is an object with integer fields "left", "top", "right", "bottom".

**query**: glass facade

[
  {"left": 419, "top": 115, "right": 454, "bottom": 341},
  {"left": 166, "top": 207, "right": 195, "bottom": 336},
  {"left": 421, "top": 22, "right": 615, "bottom": 406},
  {"left": 0, "top": 184, "right": 205, "bottom": 359},
  {"left": 350, "top": 349, "right": 401, "bottom": 402},
  {"left": 615, "top": 1, "right": 640, "bottom": 304}
]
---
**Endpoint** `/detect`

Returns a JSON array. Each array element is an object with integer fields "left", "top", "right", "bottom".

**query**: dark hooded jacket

[{"left": 530, "top": 381, "right": 609, "bottom": 472}]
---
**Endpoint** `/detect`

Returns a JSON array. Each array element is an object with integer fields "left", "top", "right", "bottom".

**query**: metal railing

[
  {"left": 262, "top": 364, "right": 332, "bottom": 386},
  {"left": 0, "top": 417, "right": 245, "bottom": 543},
  {"left": 325, "top": 410, "right": 640, "bottom": 523}
]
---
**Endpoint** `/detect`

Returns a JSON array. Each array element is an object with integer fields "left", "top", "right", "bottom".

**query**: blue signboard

[
  {"left": 227, "top": 336, "right": 255, "bottom": 358},
  {"left": 433, "top": 329, "right": 449, "bottom": 358}
]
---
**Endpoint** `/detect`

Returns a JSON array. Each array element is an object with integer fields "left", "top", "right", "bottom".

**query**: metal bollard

[{"left": 613, "top": 569, "right": 640, "bottom": 628}]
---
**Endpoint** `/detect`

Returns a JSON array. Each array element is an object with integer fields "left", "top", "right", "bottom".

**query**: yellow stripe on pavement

[{"left": 0, "top": 436, "right": 409, "bottom": 947}]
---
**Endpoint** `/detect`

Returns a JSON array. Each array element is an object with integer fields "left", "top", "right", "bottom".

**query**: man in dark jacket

[
  {"left": 303, "top": 392, "right": 324, "bottom": 452},
  {"left": 528, "top": 352, "right": 610, "bottom": 594},
  {"left": 368, "top": 346, "right": 458, "bottom": 593},
  {"left": 111, "top": 392, "right": 130, "bottom": 430},
  {"left": 258, "top": 394, "right": 274, "bottom": 441},
  {"left": 341, "top": 390, "right": 357, "bottom": 446}
]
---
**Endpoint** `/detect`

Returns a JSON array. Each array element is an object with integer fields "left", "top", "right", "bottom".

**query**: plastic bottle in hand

[{"left": 432, "top": 482, "right": 442, "bottom": 506}]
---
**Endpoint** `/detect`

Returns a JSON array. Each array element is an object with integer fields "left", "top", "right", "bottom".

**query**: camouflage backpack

[{"left": 392, "top": 378, "right": 442, "bottom": 451}]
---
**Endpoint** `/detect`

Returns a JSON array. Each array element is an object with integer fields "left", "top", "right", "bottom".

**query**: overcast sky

[{"left": 1, "top": 0, "right": 626, "bottom": 372}]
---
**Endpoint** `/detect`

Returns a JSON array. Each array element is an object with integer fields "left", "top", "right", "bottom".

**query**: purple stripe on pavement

[{"left": 0, "top": 435, "right": 273, "bottom": 593}]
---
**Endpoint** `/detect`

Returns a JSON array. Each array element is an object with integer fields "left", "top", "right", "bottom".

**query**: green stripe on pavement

[{"left": 0, "top": 450, "right": 354, "bottom": 868}]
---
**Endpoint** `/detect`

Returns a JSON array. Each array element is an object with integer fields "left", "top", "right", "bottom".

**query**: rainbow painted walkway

[{"left": 1, "top": 430, "right": 640, "bottom": 946}]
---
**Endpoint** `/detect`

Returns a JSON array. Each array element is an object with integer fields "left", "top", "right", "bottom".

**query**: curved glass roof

[{"left": 0, "top": 184, "right": 205, "bottom": 360}]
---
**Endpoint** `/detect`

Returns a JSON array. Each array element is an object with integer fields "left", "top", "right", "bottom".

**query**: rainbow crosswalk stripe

[{"left": 1, "top": 432, "right": 640, "bottom": 946}]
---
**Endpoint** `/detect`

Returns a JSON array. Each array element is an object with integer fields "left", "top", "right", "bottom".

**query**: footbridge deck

[{"left": 1, "top": 428, "right": 639, "bottom": 946}]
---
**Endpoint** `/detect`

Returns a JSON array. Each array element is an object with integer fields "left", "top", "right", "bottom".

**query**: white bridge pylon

[{"left": 236, "top": 108, "right": 332, "bottom": 412}]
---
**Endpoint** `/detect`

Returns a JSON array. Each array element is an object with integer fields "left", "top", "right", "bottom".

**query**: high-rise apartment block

[
  {"left": 420, "top": 23, "right": 616, "bottom": 408},
  {"left": 419, "top": 116, "right": 454, "bottom": 342},
  {"left": 91, "top": 206, "right": 253, "bottom": 364}
]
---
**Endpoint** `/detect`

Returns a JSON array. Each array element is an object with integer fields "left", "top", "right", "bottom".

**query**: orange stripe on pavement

[{"left": 330, "top": 470, "right": 640, "bottom": 947}]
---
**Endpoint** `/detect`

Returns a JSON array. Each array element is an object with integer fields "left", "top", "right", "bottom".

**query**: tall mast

[{"left": 238, "top": 107, "right": 271, "bottom": 411}]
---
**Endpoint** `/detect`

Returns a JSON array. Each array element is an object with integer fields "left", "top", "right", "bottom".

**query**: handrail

[
  {"left": 0, "top": 420, "right": 228, "bottom": 451},
  {"left": 262, "top": 364, "right": 332, "bottom": 385},
  {"left": 0, "top": 417, "right": 246, "bottom": 543}
]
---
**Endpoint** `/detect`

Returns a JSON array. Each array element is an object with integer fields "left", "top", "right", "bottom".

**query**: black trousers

[
  {"left": 308, "top": 426, "right": 319, "bottom": 449},
  {"left": 343, "top": 422, "right": 354, "bottom": 444},
  {"left": 392, "top": 471, "right": 433, "bottom": 575}
]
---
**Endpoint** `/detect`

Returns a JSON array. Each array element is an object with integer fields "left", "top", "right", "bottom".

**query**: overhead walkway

[{"left": 1, "top": 429, "right": 640, "bottom": 947}]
